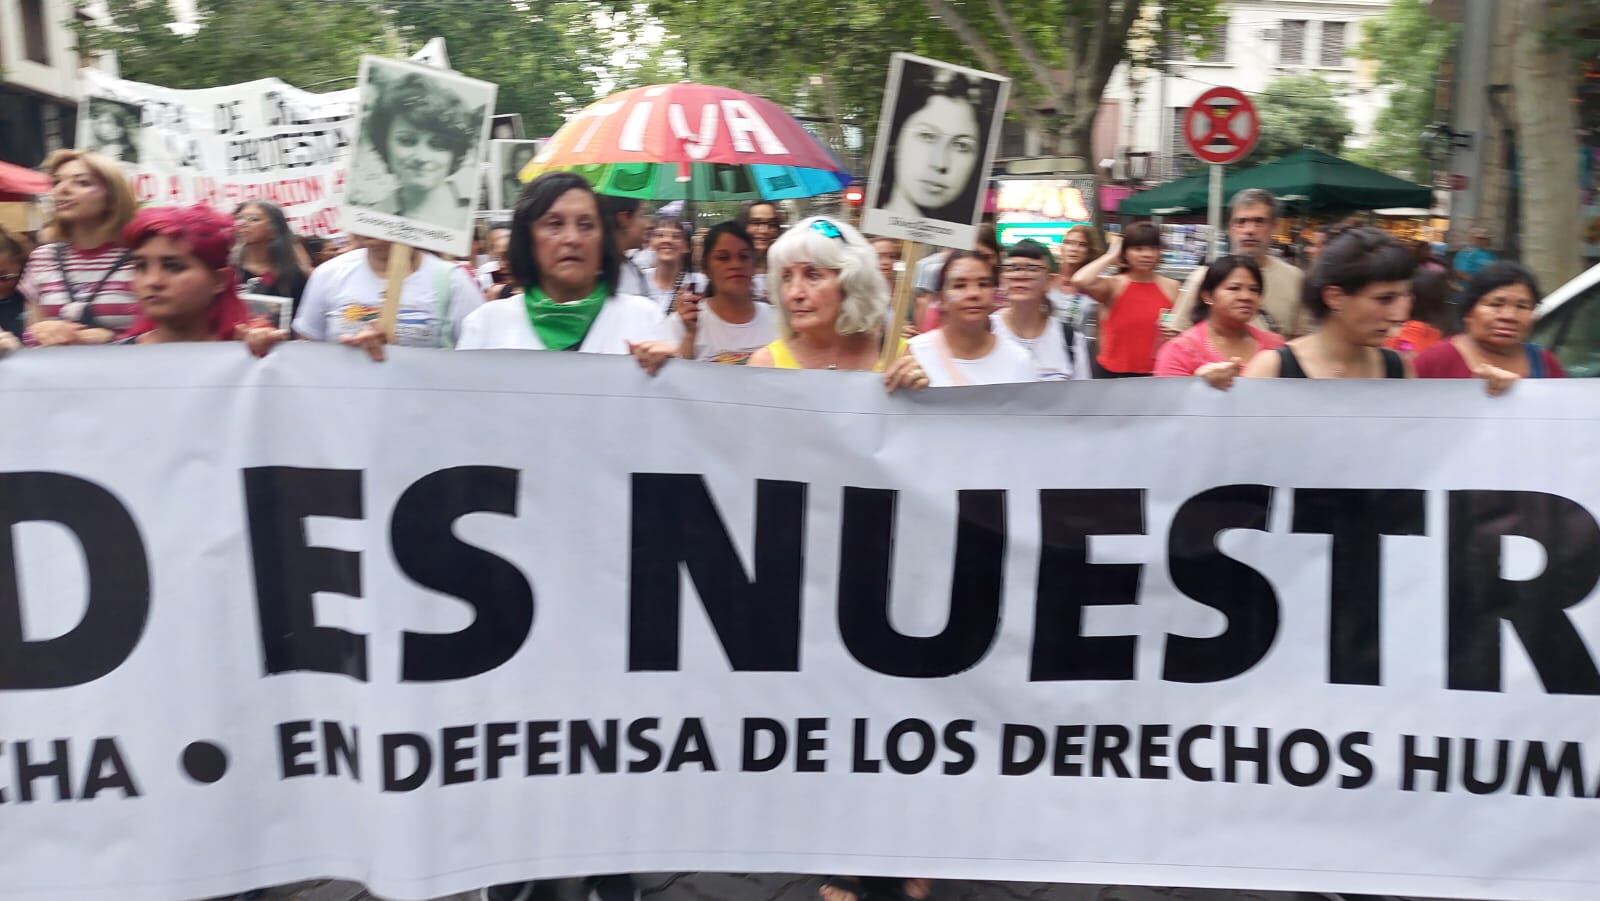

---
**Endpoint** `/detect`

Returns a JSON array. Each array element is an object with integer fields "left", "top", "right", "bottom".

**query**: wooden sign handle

[
  {"left": 880, "top": 240, "right": 923, "bottom": 370},
  {"left": 378, "top": 243, "right": 413, "bottom": 342}
]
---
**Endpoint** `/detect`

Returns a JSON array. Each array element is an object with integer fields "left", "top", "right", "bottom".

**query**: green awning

[{"left": 1116, "top": 149, "right": 1432, "bottom": 217}]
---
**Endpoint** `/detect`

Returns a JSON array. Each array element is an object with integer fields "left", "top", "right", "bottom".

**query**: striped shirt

[{"left": 19, "top": 242, "right": 138, "bottom": 333}]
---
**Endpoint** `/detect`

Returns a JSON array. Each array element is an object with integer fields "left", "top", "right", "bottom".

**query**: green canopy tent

[
  {"left": 1116, "top": 149, "right": 1432, "bottom": 217},
  {"left": 1228, "top": 148, "right": 1432, "bottom": 213},
  {"left": 1116, "top": 170, "right": 1213, "bottom": 217}
]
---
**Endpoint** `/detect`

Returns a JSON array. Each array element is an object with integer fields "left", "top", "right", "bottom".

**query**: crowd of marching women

[
  {"left": 0, "top": 151, "right": 1570, "bottom": 901},
  {"left": 0, "top": 150, "right": 1560, "bottom": 398}
]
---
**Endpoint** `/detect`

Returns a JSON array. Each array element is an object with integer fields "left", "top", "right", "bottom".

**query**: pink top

[{"left": 1154, "top": 321, "right": 1286, "bottom": 377}]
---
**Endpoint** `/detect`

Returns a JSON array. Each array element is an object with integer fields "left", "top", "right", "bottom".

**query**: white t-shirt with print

[
  {"left": 991, "top": 311, "right": 1090, "bottom": 381},
  {"left": 908, "top": 330, "right": 1037, "bottom": 387},
  {"left": 659, "top": 301, "right": 778, "bottom": 364},
  {"left": 294, "top": 249, "right": 484, "bottom": 348},
  {"left": 455, "top": 292, "right": 666, "bottom": 353}
]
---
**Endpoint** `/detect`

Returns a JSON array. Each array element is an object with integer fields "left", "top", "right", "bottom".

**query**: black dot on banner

[{"left": 181, "top": 741, "right": 229, "bottom": 784}]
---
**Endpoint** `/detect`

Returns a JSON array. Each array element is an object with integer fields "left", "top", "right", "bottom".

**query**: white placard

[
  {"left": 341, "top": 56, "right": 496, "bottom": 257},
  {"left": 2, "top": 347, "right": 1600, "bottom": 901},
  {"left": 861, "top": 54, "right": 1009, "bottom": 250},
  {"left": 77, "top": 69, "right": 358, "bottom": 236}
]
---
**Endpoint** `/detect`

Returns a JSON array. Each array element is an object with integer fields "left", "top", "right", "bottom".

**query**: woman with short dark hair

[
  {"left": 1242, "top": 227, "right": 1415, "bottom": 380},
  {"left": 1414, "top": 261, "right": 1564, "bottom": 384},
  {"left": 456, "top": 172, "right": 671, "bottom": 371},
  {"left": 1071, "top": 222, "right": 1179, "bottom": 377}
]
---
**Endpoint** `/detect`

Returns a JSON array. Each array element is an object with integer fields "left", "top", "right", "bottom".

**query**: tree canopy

[
  {"left": 1250, "top": 75, "right": 1353, "bottom": 165},
  {"left": 1353, "top": 0, "right": 1457, "bottom": 178}
]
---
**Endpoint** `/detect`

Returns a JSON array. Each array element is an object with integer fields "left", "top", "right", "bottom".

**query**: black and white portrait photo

[
  {"left": 343, "top": 56, "right": 496, "bottom": 257},
  {"left": 80, "top": 96, "right": 143, "bottom": 165},
  {"left": 490, "top": 139, "right": 540, "bottom": 212},
  {"left": 862, "top": 54, "right": 1008, "bottom": 250}
]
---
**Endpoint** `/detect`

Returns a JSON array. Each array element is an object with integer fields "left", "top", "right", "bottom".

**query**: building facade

[
  {"left": 0, "top": 0, "right": 91, "bottom": 167},
  {"left": 1102, "top": 0, "right": 1394, "bottom": 182}
]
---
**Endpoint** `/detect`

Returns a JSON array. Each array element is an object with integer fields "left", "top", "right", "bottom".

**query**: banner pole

[
  {"left": 379, "top": 243, "right": 412, "bottom": 343},
  {"left": 880, "top": 240, "right": 922, "bottom": 369}
]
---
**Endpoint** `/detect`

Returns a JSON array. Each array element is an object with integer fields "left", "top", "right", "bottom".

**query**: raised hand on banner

[
  {"left": 627, "top": 339, "right": 676, "bottom": 376},
  {"left": 0, "top": 330, "right": 18, "bottom": 358},
  {"left": 238, "top": 322, "right": 290, "bottom": 358},
  {"left": 883, "top": 352, "right": 930, "bottom": 393},
  {"left": 1473, "top": 361, "right": 1520, "bottom": 396},
  {"left": 28, "top": 319, "right": 87, "bottom": 347},
  {"left": 1196, "top": 356, "right": 1243, "bottom": 390},
  {"left": 339, "top": 325, "right": 388, "bottom": 362}
]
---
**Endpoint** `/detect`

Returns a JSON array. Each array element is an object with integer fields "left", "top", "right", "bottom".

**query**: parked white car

[{"left": 1531, "top": 261, "right": 1600, "bottom": 377}]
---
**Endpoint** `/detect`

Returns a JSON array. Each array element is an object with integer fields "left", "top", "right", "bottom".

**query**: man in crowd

[
  {"left": 1169, "top": 188, "right": 1306, "bottom": 338},
  {"left": 1453, "top": 226, "right": 1497, "bottom": 278}
]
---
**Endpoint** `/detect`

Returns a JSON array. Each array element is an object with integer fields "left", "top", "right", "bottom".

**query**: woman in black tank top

[{"left": 1241, "top": 227, "right": 1416, "bottom": 380}]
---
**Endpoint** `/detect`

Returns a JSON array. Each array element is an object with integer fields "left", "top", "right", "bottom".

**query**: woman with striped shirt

[{"left": 19, "top": 150, "right": 140, "bottom": 345}]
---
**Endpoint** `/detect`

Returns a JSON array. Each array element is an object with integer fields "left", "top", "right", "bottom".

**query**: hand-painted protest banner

[
  {"left": 78, "top": 68, "right": 357, "bottom": 236},
  {"left": 2, "top": 347, "right": 1600, "bottom": 901}
]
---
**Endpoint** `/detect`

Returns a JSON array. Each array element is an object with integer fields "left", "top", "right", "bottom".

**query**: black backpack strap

[
  {"left": 1276, "top": 345, "right": 1307, "bottom": 378},
  {"left": 1379, "top": 347, "right": 1404, "bottom": 379}
]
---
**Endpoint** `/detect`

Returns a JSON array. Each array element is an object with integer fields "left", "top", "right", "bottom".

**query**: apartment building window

[
  {"left": 1280, "top": 20, "right": 1307, "bottom": 65},
  {"left": 22, "top": 0, "right": 51, "bottom": 64},
  {"left": 1168, "top": 107, "right": 1191, "bottom": 178},
  {"left": 1191, "top": 20, "right": 1229, "bottom": 63},
  {"left": 1319, "top": 21, "right": 1348, "bottom": 67}
]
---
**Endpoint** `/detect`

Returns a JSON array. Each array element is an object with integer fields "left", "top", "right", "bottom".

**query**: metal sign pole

[{"left": 1208, "top": 163, "right": 1224, "bottom": 262}]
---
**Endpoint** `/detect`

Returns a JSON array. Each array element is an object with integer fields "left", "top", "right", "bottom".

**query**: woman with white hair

[{"left": 749, "top": 216, "right": 927, "bottom": 390}]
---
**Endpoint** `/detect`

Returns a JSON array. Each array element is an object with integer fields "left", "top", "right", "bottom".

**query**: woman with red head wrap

[{"left": 120, "top": 204, "right": 254, "bottom": 344}]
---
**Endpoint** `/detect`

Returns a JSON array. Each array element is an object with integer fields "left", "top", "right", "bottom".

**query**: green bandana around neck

[{"left": 523, "top": 283, "right": 608, "bottom": 350}]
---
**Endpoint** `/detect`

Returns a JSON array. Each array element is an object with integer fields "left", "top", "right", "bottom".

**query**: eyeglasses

[
  {"left": 747, "top": 218, "right": 781, "bottom": 229},
  {"left": 1001, "top": 263, "right": 1048, "bottom": 275},
  {"left": 809, "top": 219, "right": 846, "bottom": 242},
  {"left": 0, "top": 272, "right": 20, "bottom": 284}
]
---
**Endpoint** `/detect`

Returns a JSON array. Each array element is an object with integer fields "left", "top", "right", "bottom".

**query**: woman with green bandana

[{"left": 456, "top": 172, "right": 671, "bottom": 371}]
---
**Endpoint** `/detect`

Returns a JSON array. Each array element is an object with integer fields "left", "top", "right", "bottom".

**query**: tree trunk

[{"left": 1510, "top": 0, "right": 1584, "bottom": 288}]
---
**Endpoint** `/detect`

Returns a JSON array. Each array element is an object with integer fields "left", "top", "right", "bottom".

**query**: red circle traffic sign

[{"left": 1183, "top": 87, "right": 1259, "bottom": 166}]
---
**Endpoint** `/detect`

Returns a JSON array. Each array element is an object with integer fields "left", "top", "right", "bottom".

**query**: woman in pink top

[{"left": 1155, "top": 255, "right": 1283, "bottom": 388}]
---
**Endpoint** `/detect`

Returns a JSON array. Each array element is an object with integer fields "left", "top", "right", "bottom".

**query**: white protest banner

[
  {"left": 342, "top": 57, "right": 496, "bottom": 257},
  {"left": 862, "top": 54, "right": 1009, "bottom": 250},
  {"left": 78, "top": 68, "right": 357, "bottom": 236},
  {"left": 3, "top": 347, "right": 1600, "bottom": 901}
]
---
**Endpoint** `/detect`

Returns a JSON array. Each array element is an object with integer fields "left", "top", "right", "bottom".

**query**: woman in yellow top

[{"left": 749, "top": 216, "right": 925, "bottom": 390}]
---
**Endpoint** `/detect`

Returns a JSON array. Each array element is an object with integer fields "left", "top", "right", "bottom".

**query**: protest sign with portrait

[
  {"left": 342, "top": 56, "right": 496, "bottom": 257},
  {"left": 488, "top": 139, "right": 540, "bottom": 212},
  {"left": 862, "top": 53, "right": 1008, "bottom": 251}
]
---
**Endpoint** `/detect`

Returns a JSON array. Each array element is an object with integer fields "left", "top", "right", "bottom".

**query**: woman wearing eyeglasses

[
  {"left": 738, "top": 201, "right": 783, "bottom": 303},
  {"left": 749, "top": 216, "right": 928, "bottom": 391},
  {"left": 993, "top": 239, "right": 1089, "bottom": 381}
]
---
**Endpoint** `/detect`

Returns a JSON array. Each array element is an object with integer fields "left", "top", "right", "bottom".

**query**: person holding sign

[
  {"left": 749, "top": 216, "right": 927, "bottom": 391},
  {"left": 455, "top": 172, "right": 672, "bottom": 373},
  {"left": 1154, "top": 255, "right": 1284, "bottom": 388},
  {"left": 660, "top": 221, "right": 775, "bottom": 364},
  {"left": 367, "top": 71, "right": 483, "bottom": 224},
  {"left": 20, "top": 150, "right": 140, "bottom": 345},
  {"left": 908, "top": 251, "right": 1034, "bottom": 386},
  {"left": 256, "top": 237, "right": 483, "bottom": 360},
  {"left": 233, "top": 201, "right": 310, "bottom": 314},
  {"left": 118, "top": 205, "right": 253, "bottom": 344},
  {"left": 1071, "top": 223, "right": 1178, "bottom": 377}
]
